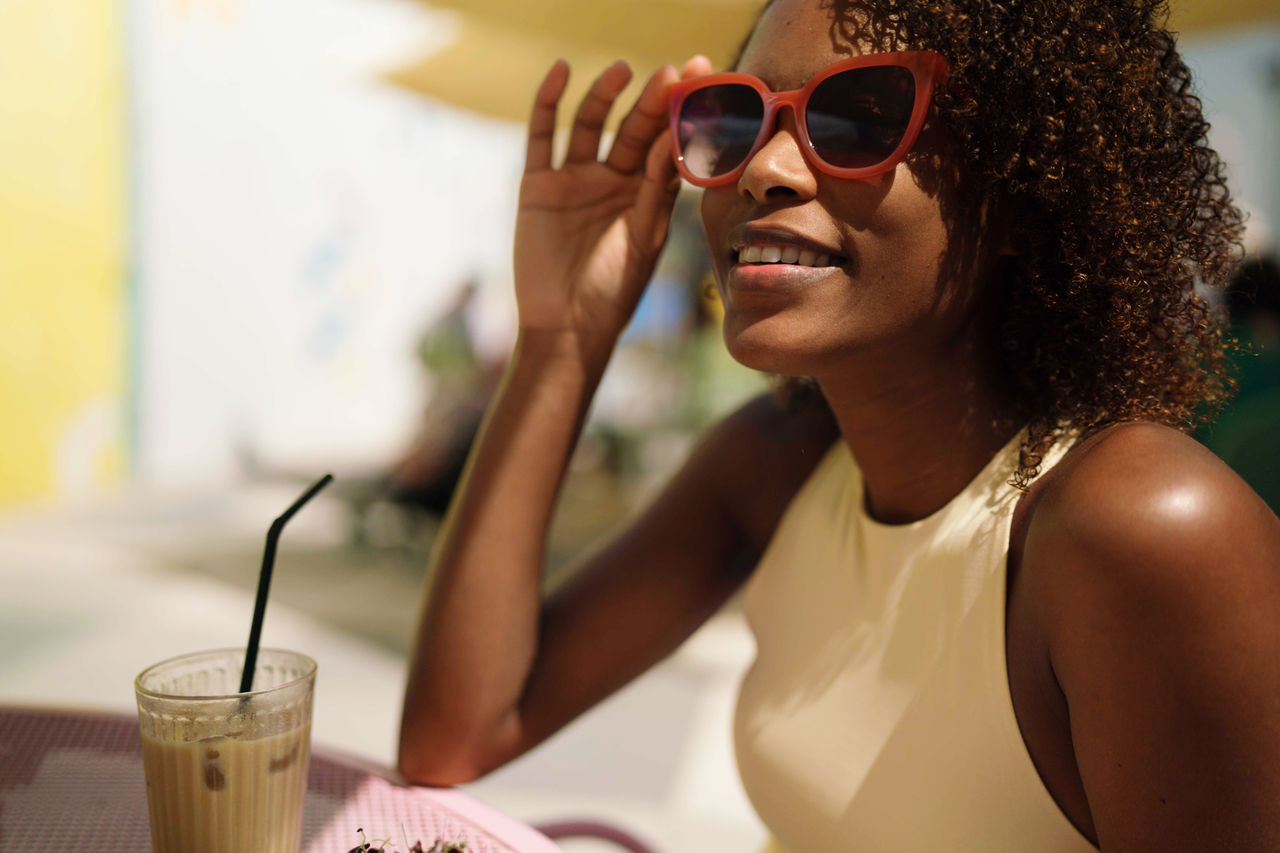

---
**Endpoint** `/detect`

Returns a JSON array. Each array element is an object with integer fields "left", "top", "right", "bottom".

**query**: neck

[{"left": 816, "top": 332, "right": 1021, "bottom": 524}]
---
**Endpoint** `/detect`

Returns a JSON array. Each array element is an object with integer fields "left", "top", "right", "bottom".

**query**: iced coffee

[{"left": 135, "top": 648, "right": 316, "bottom": 853}]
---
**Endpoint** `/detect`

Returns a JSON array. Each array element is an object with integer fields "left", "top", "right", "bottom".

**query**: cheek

[
  {"left": 699, "top": 189, "right": 735, "bottom": 270},
  {"left": 841, "top": 195, "right": 957, "bottom": 316},
  {"left": 851, "top": 184, "right": 949, "bottom": 268}
]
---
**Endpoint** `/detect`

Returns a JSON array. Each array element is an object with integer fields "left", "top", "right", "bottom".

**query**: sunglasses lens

[
  {"left": 677, "top": 84, "right": 764, "bottom": 180},
  {"left": 806, "top": 66, "right": 917, "bottom": 169}
]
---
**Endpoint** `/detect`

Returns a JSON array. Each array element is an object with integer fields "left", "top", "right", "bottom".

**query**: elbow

[
  {"left": 397, "top": 716, "right": 514, "bottom": 787},
  {"left": 391, "top": 747, "right": 481, "bottom": 788},
  {"left": 398, "top": 691, "right": 525, "bottom": 785}
]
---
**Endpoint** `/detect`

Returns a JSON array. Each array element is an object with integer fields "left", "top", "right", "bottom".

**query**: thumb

[{"left": 631, "top": 130, "right": 682, "bottom": 251}]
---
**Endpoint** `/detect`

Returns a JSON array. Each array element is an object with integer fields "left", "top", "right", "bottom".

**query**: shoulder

[
  {"left": 704, "top": 390, "right": 840, "bottom": 457},
  {"left": 694, "top": 392, "right": 841, "bottom": 553},
  {"left": 1025, "top": 421, "right": 1280, "bottom": 584},
  {"left": 1022, "top": 421, "right": 1280, "bottom": 628}
]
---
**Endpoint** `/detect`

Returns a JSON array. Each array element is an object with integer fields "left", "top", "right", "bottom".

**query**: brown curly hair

[{"left": 752, "top": 0, "right": 1245, "bottom": 485}]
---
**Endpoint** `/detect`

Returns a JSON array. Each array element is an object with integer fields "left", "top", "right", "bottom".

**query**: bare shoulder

[
  {"left": 1027, "top": 420, "right": 1280, "bottom": 581},
  {"left": 1022, "top": 422, "right": 1280, "bottom": 849},
  {"left": 1024, "top": 419, "right": 1280, "bottom": 644},
  {"left": 704, "top": 390, "right": 840, "bottom": 459},
  {"left": 695, "top": 392, "right": 841, "bottom": 553}
]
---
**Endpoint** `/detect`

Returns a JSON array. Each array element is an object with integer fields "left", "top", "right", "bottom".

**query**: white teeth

[{"left": 735, "top": 243, "right": 836, "bottom": 268}]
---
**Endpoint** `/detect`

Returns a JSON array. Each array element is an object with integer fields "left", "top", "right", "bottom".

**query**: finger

[
  {"left": 680, "top": 54, "right": 714, "bottom": 80},
  {"left": 564, "top": 61, "right": 632, "bottom": 165},
  {"left": 603, "top": 64, "right": 678, "bottom": 175},
  {"left": 525, "top": 60, "right": 569, "bottom": 175},
  {"left": 629, "top": 130, "right": 682, "bottom": 253}
]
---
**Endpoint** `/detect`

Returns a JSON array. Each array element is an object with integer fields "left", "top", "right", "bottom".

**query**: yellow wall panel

[{"left": 0, "top": 0, "right": 126, "bottom": 503}]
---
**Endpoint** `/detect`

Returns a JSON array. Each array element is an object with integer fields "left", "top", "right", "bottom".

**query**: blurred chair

[{"left": 534, "top": 820, "right": 660, "bottom": 853}]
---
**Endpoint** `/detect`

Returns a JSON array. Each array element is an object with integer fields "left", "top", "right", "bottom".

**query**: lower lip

[{"left": 728, "top": 262, "right": 841, "bottom": 291}]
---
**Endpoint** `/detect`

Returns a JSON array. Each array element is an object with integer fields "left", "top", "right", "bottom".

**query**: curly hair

[{"left": 754, "top": 0, "right": 1245, "bottom": 485}]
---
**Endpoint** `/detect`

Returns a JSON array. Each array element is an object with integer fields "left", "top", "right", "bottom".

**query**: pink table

[{"left": 0, "top": 705, "right": 563, "bottom": 852}]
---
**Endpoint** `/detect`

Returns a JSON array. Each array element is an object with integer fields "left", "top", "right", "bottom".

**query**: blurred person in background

[
  {"left": 399, "top": 0, "right": 1280, "bottom": 849},
  {"left": 386, "top": 277, "right": 504, "bottom": 517},
  {"left": 1201, "top": 254, "right": 1280, "bottom": 514}
]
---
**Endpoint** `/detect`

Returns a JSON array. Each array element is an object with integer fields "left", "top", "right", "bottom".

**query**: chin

[{"left": 722, "top": 319, "right": 839, "bottom": 377}]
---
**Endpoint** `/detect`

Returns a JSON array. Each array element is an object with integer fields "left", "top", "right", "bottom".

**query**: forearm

[{"left": 398, "top": 329, "right": 612, "bottom": 783}]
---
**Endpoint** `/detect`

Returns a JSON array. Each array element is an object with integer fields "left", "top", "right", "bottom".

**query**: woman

[{"left": 398, "top": 0, "right": 1280, "bottom": 848}]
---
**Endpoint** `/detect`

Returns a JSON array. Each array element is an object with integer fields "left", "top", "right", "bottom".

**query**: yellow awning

[
  {"left": 388, "top": 0, "right": 1280, "bottom": 126},
  {"left": 1172, "top": 0, "right": 1280, "bottom": 34},
  {"left": 388, "top": 0, "right": 760, "bottom": 125}
]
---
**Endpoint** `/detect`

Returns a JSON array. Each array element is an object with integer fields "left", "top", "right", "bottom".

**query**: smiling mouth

[{"left": 733, "top": 243, "right": 845, "bottom": 268}]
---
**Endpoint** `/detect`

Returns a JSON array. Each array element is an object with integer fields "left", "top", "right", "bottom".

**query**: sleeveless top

[{"left": 734, "top": 430, "right": 1097, "bottom": 852}]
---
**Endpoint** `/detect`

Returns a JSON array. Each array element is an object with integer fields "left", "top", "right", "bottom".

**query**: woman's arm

[
  {"left": 1026, "top": 423, "right": 1280, "bottom": 851},
  {"left": 398, "top": 55, "right": 756, "bottom": 785}
]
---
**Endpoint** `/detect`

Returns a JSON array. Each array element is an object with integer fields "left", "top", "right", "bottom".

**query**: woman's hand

[{"left": 514, "top": 56, "right": 712, "bottom": 362}]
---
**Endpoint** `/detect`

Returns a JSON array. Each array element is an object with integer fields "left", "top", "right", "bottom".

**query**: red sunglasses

[{"left": 668, "top": 50, "right": 949, "bottom": 187}]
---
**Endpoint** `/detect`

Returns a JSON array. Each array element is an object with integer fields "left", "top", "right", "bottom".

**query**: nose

[{"left": 736, "top": 106, "right": 819, "bottom": 203}]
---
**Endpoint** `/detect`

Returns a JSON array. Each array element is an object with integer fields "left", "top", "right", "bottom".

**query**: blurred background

[{"left": 1, "top": 0, "right": 1277, "bottom": 850}]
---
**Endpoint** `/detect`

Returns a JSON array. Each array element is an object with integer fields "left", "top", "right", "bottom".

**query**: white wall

[{"left": 130, "top": 0, "right": 523, "bottom": 484}]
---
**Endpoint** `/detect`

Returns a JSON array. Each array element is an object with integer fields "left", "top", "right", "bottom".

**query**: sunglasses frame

[{"left": 668, "top": 50, "right": 950, "bottom": 188}]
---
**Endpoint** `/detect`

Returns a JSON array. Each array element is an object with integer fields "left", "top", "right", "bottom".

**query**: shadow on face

[{"left": 820, "top": 0, "right": 1012, "bottom": 345}]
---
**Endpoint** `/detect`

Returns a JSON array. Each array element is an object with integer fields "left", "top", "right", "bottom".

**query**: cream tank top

[{"left": 735, "top": 430, "right": 1098, "bottom": 852}]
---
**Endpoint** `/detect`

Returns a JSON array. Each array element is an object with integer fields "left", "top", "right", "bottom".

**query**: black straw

[{"left": 240, "top": 473, "right": 333, "bottom": 694}]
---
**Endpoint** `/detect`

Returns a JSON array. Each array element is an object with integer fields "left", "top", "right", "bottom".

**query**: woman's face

[{"left": 700, "top": 0, "right": 996, "bottom": 381}]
